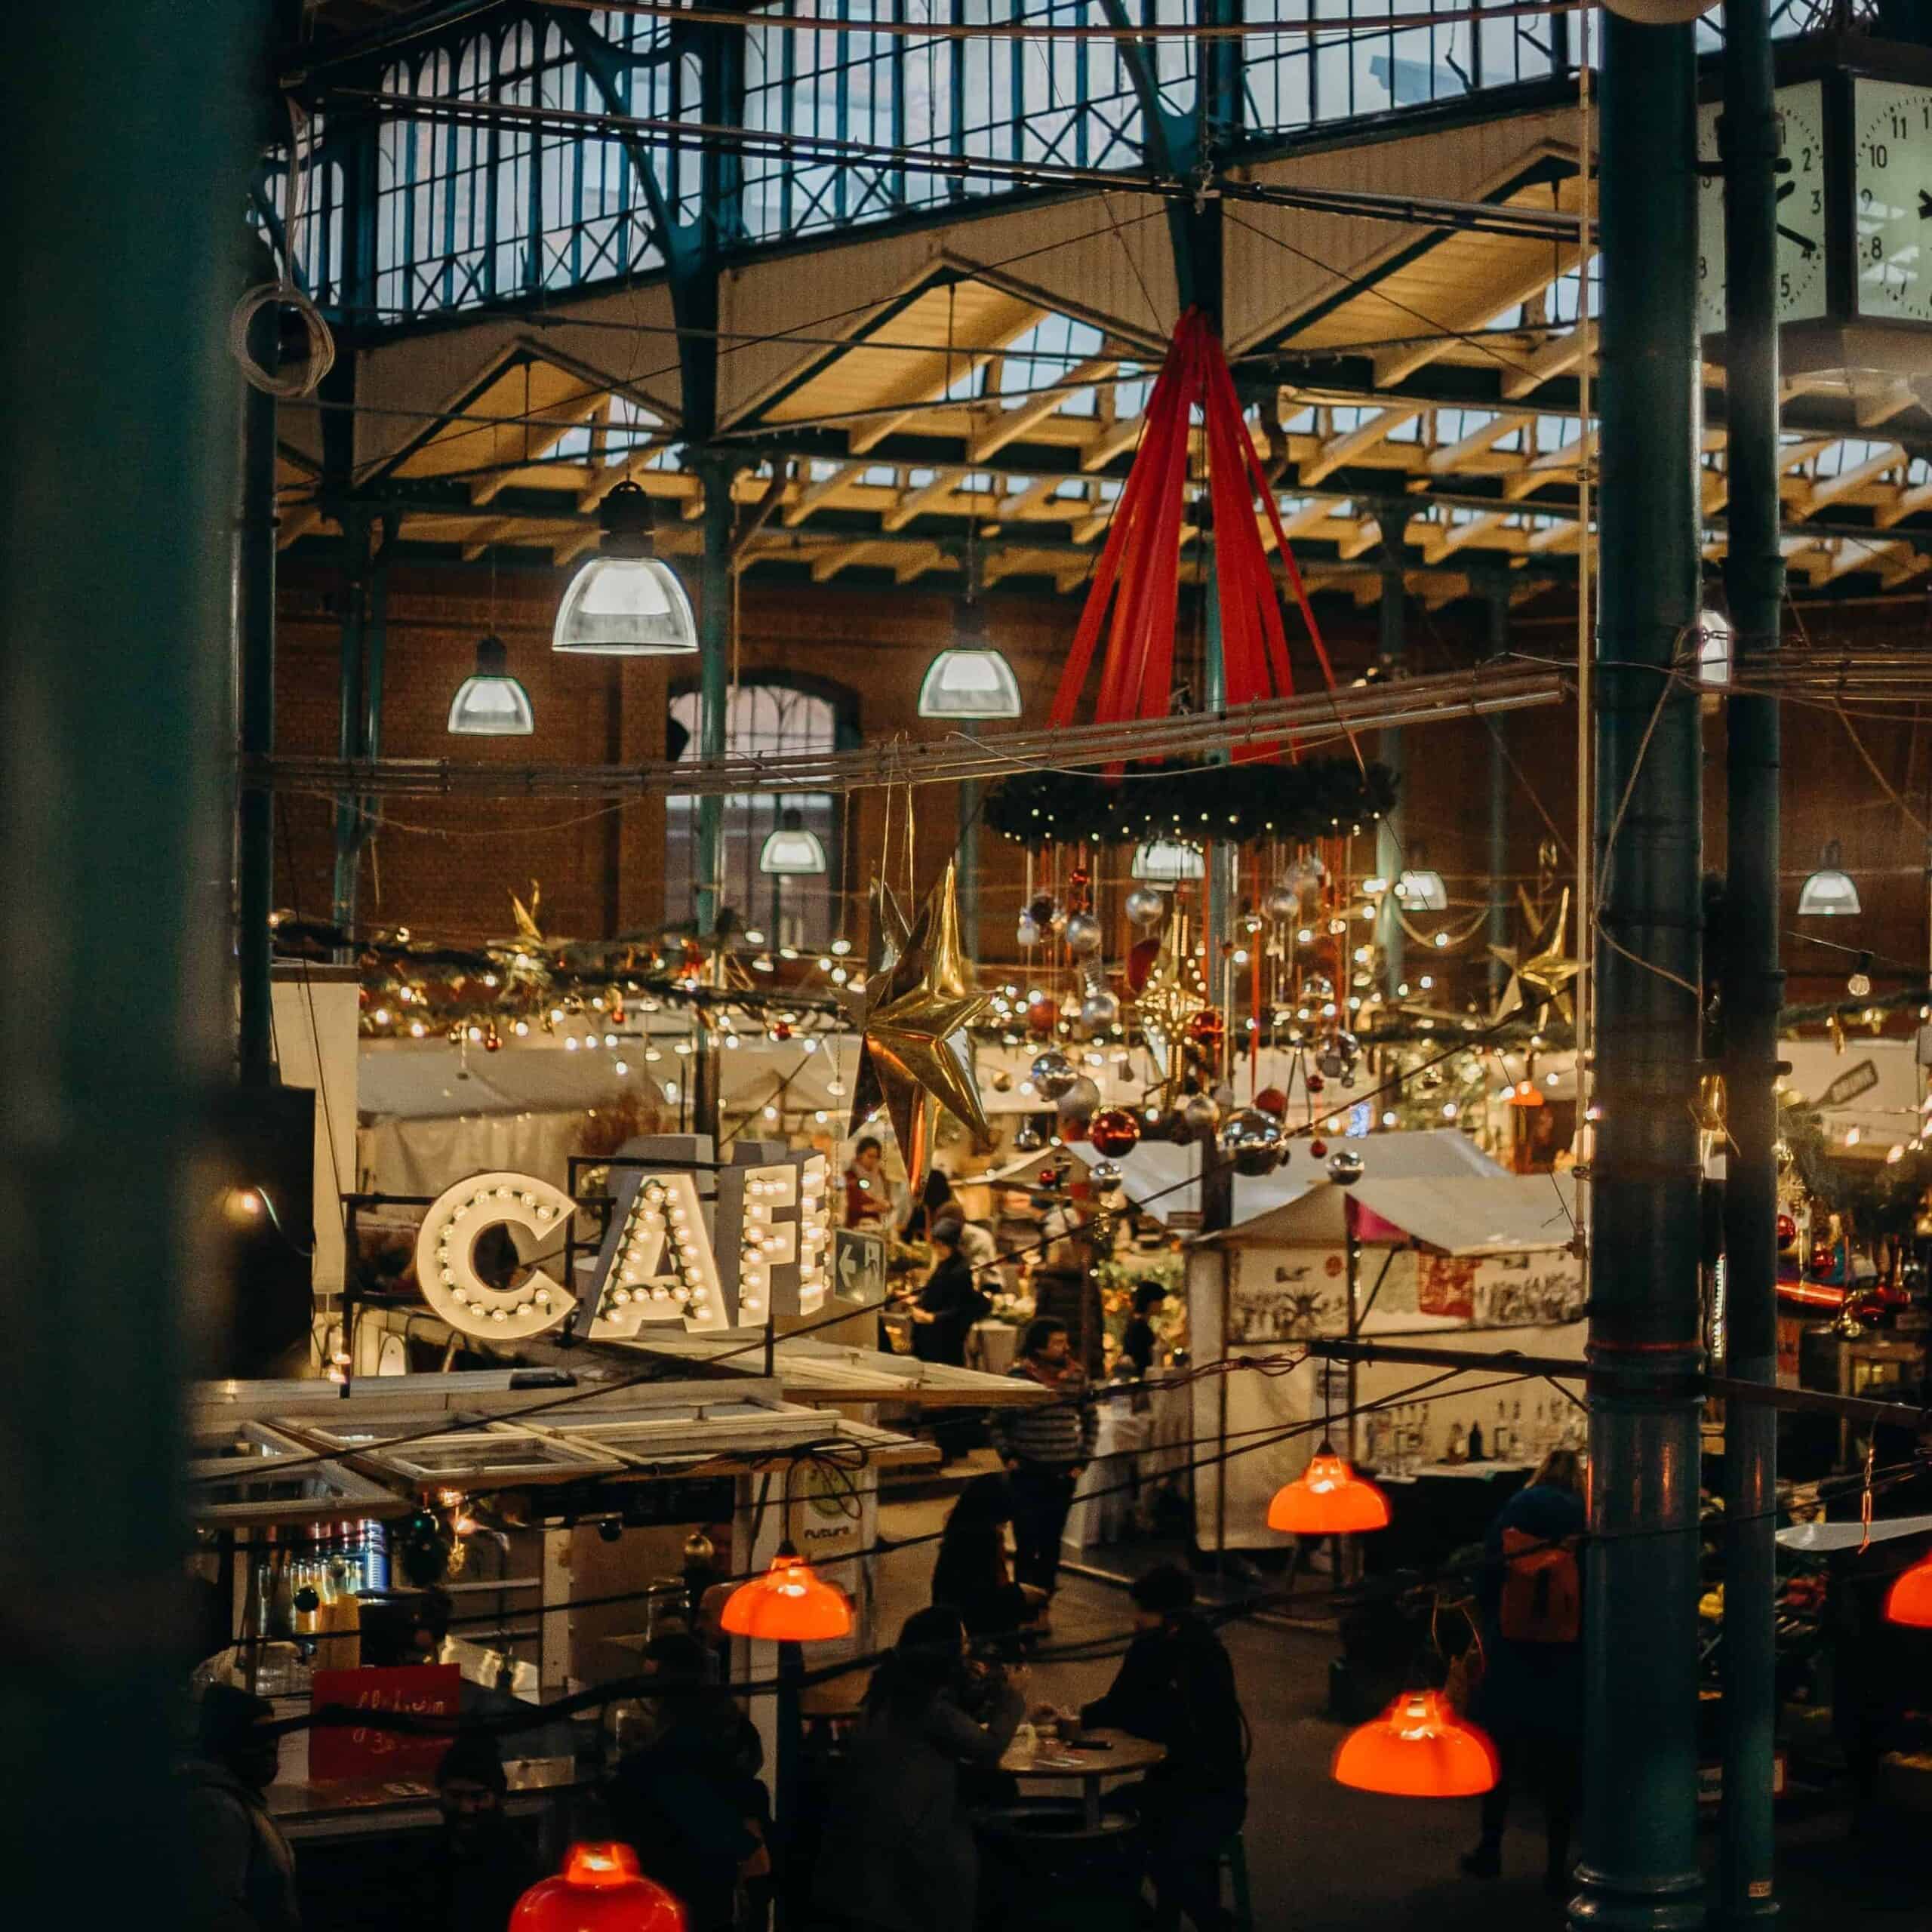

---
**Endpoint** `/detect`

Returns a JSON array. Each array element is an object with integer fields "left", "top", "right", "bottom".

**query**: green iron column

[
  {"left": 694, "top": 453, "right": 737, "bottom": 940},
  {"left": 0, "top": 5, "right": 251, "bottom": 1923},
  {"left": 1487, "top": 579, "right": 1512, "bottom": 1005},
  {"left": 1574, "top": 17, "right": 1706, "bottom": 1932},
  {"left": 331, "top": 506, "right": 370, "bottom": 938},
  {"left": 236, "top": 243, "right": 279, "bottom": 1088},
  {"left": 1375, "top": 521, "right": 1407, "bottom": 998},
  {"left": 1716, "top": 0, "right": 1784, "bottom": 1918}
]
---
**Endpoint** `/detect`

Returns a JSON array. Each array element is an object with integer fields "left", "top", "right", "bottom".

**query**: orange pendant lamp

[
  {"left": 1332, "top": 1690, "right": 1500, "bottom": 1798},
  {"left": 1884, "top": 1552, "right": 1932, "bottom": 1626},
  {"left": 1267, "top": 1440, "right": 1391, "bottom": 1535},
  {"left": 720, "top": 1541, "right": 853, "bottom": 1642},
  {"left": 512, "top": 1843, "right": 686, "bottom": 1930}
]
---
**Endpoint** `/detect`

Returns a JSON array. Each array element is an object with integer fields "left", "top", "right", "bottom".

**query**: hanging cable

[{"left": 232, "top": 96, "right": 337, "bottom": 400}]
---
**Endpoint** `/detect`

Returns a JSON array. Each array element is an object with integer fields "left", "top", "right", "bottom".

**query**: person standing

[
  {"left": 1118, "top": 1281, "right": 1169, "bottom": 1379},
  {"left": 1063, "top": 1564, "right": 1247, "bottom": 1932},
  {"left": 179, "top": 1684, "right": 300, "bottom": 1932},
  {"left": 994, "top": 1317, "right": 1097, "bottom": 1600},
  {"left": 401, "top": 1730, "right": 537, "bottom": 1932},
  {"left": 931, "top": 1473, "right": 1047, "bottom": 1644},
  {"left": 909, "top": 1219, "right": 988, "bottom": 1369},
  {"left": 1460, "top": 1446, "right": 1586, "bottom": 1897},
  {"left": 813, "top": 1607, "right": 1023, "bottom": 1932},
  {"left": 843, "top": 1137, "right": 895, "bottom": 1228}
]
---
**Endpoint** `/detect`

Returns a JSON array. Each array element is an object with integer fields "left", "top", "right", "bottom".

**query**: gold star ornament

[
  {"left": 1136, "top": 900, "right": 1209, "bottom": 1096},
  {"left": 848, "top": 862, "right": 992, "bottom": 1186},
  {"left": 1516, "top": 888, "right": 1580, "bottom": 1023}
]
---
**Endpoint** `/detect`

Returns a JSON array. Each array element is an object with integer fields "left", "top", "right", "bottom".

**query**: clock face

[
  {"left": 1697, "top": 79, "right": 1829, "bottom": 336},
  {"left": 1853, "top": 78, "right": 1932, "bottom": 322}
]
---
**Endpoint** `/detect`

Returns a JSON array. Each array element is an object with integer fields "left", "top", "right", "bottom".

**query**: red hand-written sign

[{"left": 309, "top": 1664, "right": 462, "bottom": 1782}]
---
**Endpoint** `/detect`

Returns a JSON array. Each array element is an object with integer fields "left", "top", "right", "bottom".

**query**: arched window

[{"left": 665, "top": 680, "right": 854, "bottom": 946}]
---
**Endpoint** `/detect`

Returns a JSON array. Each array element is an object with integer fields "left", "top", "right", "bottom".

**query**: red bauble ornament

[
  {"left": 1187, "top": 1009, "right": 1226, "bottom": 1052},
  {"left": 1776, "top": 1213, "right": 1797, "bottom": 1247},
  {"left": 1309, "top": 1138, "right": 1328, "bottom": 1158},
  {"left": 1026, "top": 994, "right": 1060, "bottom": 1035},
  {"left": 1125, "top": 937, "right": 1161, "bottom": 995},
  {"left": 1306, "top": 1072, "right": 1327, "bottom": 1094},
  {"left": 1089, "top": 1108, "right": 1142, "bottom": 1160},
  {"left": 1255, "top": 1086, "right": 1288, "bottom": 1118},
  {"left": 771, "top": 1020, "right": 794, "bottom": 1041},
  {"left": 513, "top": 1844, "right": 685, "bottom": 1932}
]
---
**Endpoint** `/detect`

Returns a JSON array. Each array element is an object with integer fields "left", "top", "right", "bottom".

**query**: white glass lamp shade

[
  {"left": 448, "top": 636, "right": 534, "bottom": 736},
  {"left": 1696, "top": 609, "right": 1733, "bottom": 688},
  {"left": 918, "top": 647, "right": 1022, "bottom": 720},
  {"left": 760, "top": 811, "right": 828, "bottom": 878},
  {"left": 552, "top": 481, "right": 697, "bottom": 656},
  {"left": 1132, "top": 838, "right": 1207, "bottom": 884},
  {"left": 1798, "top": 842, "right": 1861, "bottom": 917},
  {"left": 1395, "top": 869, "right": 1448, "bottom": 912}
]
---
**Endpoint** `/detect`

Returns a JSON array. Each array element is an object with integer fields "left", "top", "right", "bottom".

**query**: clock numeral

[
  {"left": 1868, "top": 140, "right": 1890, "bottom": 168},
  {"left": 1889, "top": 109, "right": 1909, "bottom": 138},
  {"left": 1780, "top": 270, "right": 1792, "bottom": 301}
]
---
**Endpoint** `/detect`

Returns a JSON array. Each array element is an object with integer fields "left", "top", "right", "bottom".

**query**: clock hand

[
  {"left": 1777, "top": 223, "right": 1818, "bottom": 257},
  {"left": 1920, "top": 189, "right": 1932, "bottom": 221},
  {"left": 1776, "top": 180, "right": 1795, "bottom": 205}
]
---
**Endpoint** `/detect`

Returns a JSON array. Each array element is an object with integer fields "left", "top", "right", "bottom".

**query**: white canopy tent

[{"left": 1189, "top": 1131, "right": 1585, "bottom": 1551}]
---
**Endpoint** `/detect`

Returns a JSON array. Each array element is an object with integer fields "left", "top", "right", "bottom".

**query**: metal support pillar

[
  {"left": 0, "top": 5, "right": 249, "bottom": 1922},
  {"left": 331, "top": 507, "right": 371, "bottom": 937},
  {"left": 1715, "top": 0, "right": 1785, "bottom": 1917},
  {"left": 694, "top": 455, "right": 735, "bottom": 940},
  {"left": 1574, "top": 17, "right": 1706, "bottom": 1932},
  {"left": 235, "top": 254, "right": 278, "bottom": 1088},
  {"left": 1376, "top": 544, "right": 1407, "bottom": 998},
  {"left": 1204, "top": 551, "right": 1236, "bottom": 1051},
  {"left": 1487, "top": 580, "right": 1512, "bottom": 1004}
]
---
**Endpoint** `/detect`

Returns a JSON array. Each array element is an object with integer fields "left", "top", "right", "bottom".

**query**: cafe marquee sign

[{"left": 413, "top": 1141, "right": 834, "bottom": 1345}]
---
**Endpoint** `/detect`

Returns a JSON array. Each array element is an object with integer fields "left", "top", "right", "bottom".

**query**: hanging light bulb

[
  {"left": 1266, "top": 1443, "right": 1390, "bottom": 1534},
  {"left": 512, "top": 1843, "right": 685, "bottom": 1931},
  {"left": 759, "top": 808, "right": 828, "bottom": 877},
  {"left": 1884, "top": 1552, "right": 1932, "bottom": 1626},
  {"left": 552, "top": 481, "right": 697, "bottom": 656},
  {"left": 720, "top": 1543, "right": 853, "bottom": 1641},
  {"left": 447, "top": 634, "right": 534, "bottom": 735},
  {"left": 1331, "top": 1690, "right": 1499, "bottom": 1797},
  {"left": 918, "top": 599, "right": 1022, "bottom": 719}
]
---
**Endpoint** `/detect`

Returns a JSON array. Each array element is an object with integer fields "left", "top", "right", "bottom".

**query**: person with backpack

[{"left": 1460, "top": 1447, "right": 1586, "bottom": 1897}]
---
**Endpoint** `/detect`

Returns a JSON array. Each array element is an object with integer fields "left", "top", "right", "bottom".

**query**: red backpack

[{"left": 1498, "top": 1527, "right": 1581, "bottom": 1644}]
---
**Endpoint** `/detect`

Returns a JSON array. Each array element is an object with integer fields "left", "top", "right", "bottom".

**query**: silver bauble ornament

[
  {"left": 1090, "top": 1159, "right": 1123, "bottom": 1188},
  {"left": 1063, "top": 910, "right": 1104, "bottom": 956},
  {"left": 1125, "top": 886, "right": 1166, "bottom": 928},
  {"left": 1181, "top": 1092, "right": 1221, "bottom": 1137},
  {"left": 1265, "top": 882, "right": 1302, "bottom": 921},
  {"left": 1326, "top": 1149, "right": 1365, "bottom": 1186},
  {"left": 1284, "top": 857, "right": 1326, "bottom": 899},
  {"left": 1057, "top": 1075, "right": 1102, "bottom": 1126},
  {"left": 1219, "top": 1108, "right": 1284, "bottom": 1178},
  {"left": 1014, "top": 1121, "right": 1045, "bottom": 1153},
  {"left": 1031, "top": 1049, "right": 1078, "bottom": 1100},
  {"left": 1017, "top": 913, "right": 1044, "bottom": 948},
  {"left": 1080, "top": 989, "right": 1121, "bottom": 1032}
]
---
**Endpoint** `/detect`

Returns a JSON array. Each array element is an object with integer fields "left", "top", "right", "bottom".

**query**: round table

[{"left": 998, "top": 1727, "right": 1168, "bottom": 1829}]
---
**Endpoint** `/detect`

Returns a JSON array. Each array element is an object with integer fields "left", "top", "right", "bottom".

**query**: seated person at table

[
  {"left": 607, "top": 1635, "right": 768, "bottom": 1932},
  {"left": 931, "top": 1473, "right": 1047, "bottom": 1644},
  {"left": 1058, "top": 1564, "right": 1247, "bottom": 1932},
  {"left": 814, "top": 1607, "right": 1023, "bottom": 1932}
]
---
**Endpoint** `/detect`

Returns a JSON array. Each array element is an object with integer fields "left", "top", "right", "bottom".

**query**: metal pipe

[
  {"left": 1577, "top": 17, "right": 1706, "bottom": 1930},
  {"left": 331, "top": 507, "right": 371, "bottom": 939},
  {"left": 694, "top": 454, "right": 735, "bottom": 939},
  {"left": 0, "top": 3, "right": 250, "bottom": 1919},
  {"left": 1376, "top": 540, "right": 1407, "bottom": 998},
  {"left": 1716, "top": 0, "right": 1785, "bottom": 1915},
  {"left": 236, "top": 254, "right": 279, "bottom": 1088},
  {"left": 1487, "top": 579, "right": 1512, "bottom": 1004}
]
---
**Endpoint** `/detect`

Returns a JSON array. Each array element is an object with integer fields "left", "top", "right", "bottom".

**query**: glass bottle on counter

[
  {"left": 1446, "top": 1420, "right": 1468, "bottom": 1464},
  {"left": 1469, "top": 1419, "right": 1486, "bottom": 1461},
  {"left": 1494, "top": 1404, "right": 1512, "bottom": 1461}
]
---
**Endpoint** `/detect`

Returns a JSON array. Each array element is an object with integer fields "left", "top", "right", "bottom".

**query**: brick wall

[{"left": 274, "top": 558, "right": 1927, "bottom": 1011}]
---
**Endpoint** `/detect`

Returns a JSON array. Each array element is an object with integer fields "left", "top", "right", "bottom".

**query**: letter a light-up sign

[
  {"left": 584, "top": 1169, "right": 728, "bottom": 1337},
  {"left": 414, "top": 1173, "right": 580, "bottom": 1340}
]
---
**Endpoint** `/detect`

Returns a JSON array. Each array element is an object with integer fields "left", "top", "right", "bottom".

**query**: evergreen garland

[{"left": 983, "top": 757, "right": 1398, "bottom": 849}]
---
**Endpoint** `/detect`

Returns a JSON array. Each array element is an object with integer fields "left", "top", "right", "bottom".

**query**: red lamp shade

[
  {"left": 512, "top": 1843, "right": 686, "bottom": 1931},
  {"left": 1332, "top": 1691, "right": 1500, "bottom": 1798},
  {"left": 720, "top": 1545, "right": 853, "bottom": 1641},
  {"left": 1884, "top": 1552, "right": 1932, "bottom": 1627},
  {"left": 1266, "top": 1447, "right": 1390, "bottom": 1535}
]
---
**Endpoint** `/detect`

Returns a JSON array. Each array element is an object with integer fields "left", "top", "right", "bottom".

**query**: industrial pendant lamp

[
  {"left": 1884, "top": 1552, "right": 1932, "bottom": 1626},
  {"left": 720, "top": 1542, "right": 853, "bottom": 1642},
  {"left": 919, "top": 600, "right": 1023, "bottom": 720},
  {"left": 1266, "top": 1441, "right": 1391, "bottom": 1534},
  {"left": 1132, "top": 838, "right": 1207, "bottom": 884},
  {"left": 1332, "top": 1690, "right": 1499, "bottom": 1797},
  {"left": 758, "top": 808, "right": 828, "bottom": 878},
  {"left": 448, "top": 635, "right": 535, "bottom": 736},
  {"left": 552, "top": 481, "right": 698, "bottom": 656},
  {"left": 1796, "top": 841, "right": 1861, "bottom": 917},
  {"left": 512, "top": 1843, "right": 686, "bottom": 1930}
]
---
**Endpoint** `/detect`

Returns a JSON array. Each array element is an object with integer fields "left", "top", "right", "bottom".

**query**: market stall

[{"left": 1187, "top": 1132, "right": 1586, "bottom": 1553}]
